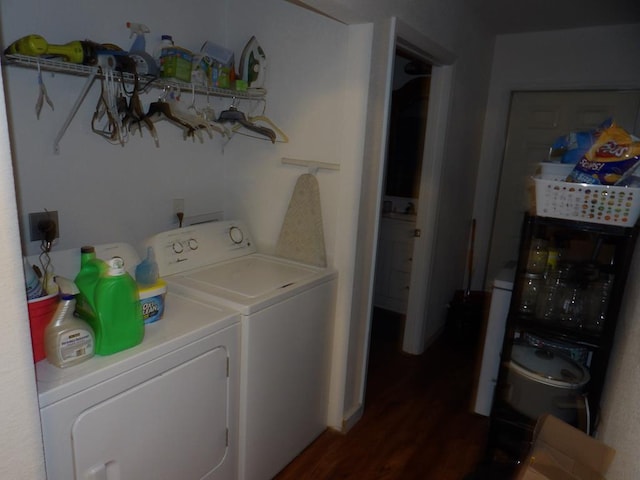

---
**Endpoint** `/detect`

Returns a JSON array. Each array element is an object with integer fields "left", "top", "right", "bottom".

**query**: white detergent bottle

[{"left": 44, "top": 278, "right": 95, "bottom": 368}]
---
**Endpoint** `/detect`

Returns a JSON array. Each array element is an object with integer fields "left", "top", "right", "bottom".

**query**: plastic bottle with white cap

[
  {"left": 93, "top": 256, "right": 144, "bottom": 355},
  {"left": 44, "top": 277, "right": 94, "bottom": 368}
]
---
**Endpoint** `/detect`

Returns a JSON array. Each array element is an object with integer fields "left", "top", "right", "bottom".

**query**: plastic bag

[
  {"left": 567, "top": 123, "right": 640, "bottom": 185},
  {"left": 549, "top": 118, "right": 612, "bottom": 165}
]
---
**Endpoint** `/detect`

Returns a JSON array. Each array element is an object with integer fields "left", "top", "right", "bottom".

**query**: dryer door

[{"left": 72, "top": 346, "right": 230, "bottom": 480}]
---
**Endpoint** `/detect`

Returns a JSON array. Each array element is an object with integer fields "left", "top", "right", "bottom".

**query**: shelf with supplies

[
  {"left": 484, "top": 213, "right": 639, "bottom": 472},
  {"left": 2, "top": 53, "right": 270, "bottom": 154},
  {"left": 2, "top": 53, "right": 266, "bottom": 100}
]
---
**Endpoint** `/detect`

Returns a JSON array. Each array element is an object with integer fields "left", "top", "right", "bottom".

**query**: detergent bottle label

[{"left": 59, "top": 328, "right": 94, "bottom": 360}]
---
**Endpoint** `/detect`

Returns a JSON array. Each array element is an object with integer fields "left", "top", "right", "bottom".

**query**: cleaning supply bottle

[
  {"left": 74, "top": 246, "right": 106, "bottom": 323},
  {"left": 135, "top": 246, "right": 159, "bottom": 286},
  {"left": 154, "top": 34, "right": 174, "bottom": 72},
  {"left": 44, "top": 283, "right": 94, "bottom": 368},
  {"left": 126, "top": 22, "right": 149, "bottom": 53},
  {"left": 93, "top": 256, "right": 144, "bottom": 355}
]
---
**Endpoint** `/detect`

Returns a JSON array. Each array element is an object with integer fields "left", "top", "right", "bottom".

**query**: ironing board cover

[{"left": 275, "top": 173, "right": 327, "bottom": 267}]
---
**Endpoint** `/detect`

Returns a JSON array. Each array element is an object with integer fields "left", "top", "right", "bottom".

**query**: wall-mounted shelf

[
  {"left": 2, "top": 53, "right": 267, "bottom": 154},
  {"left": 2, "top": 54, "right": 266, "bottom": 100}
]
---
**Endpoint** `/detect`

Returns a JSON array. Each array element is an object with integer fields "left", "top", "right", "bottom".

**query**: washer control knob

[
  {"left": 188, "top": 238, "right": 198, "bottom": 250},
  {"left": 229, "top": 226, "right": 244, "bottom": 244},
  {"left": 172, "top": 242, "right": 184, "bottom": 254}
]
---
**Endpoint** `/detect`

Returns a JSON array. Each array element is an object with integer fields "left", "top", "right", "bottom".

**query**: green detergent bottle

[
  {"left": 93, "top": 256, "right": 144, "bottom": 355},
  {"left": 74, "top": 246, "right": 106, "bottom": 323}
]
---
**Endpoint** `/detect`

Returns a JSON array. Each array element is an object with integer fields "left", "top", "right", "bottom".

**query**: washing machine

[
  {"left": 146, "top": 220, "right": 338, "bottom": 480},
  {"left": 33, "top": 243, "right": 241, "bottom": 480}
]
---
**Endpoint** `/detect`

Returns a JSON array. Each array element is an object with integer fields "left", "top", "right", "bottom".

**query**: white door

[{"left": 486, "top": 90, "right": 640, "bottom": 286}]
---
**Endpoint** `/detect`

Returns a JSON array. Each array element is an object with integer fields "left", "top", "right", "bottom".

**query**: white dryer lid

[{"left": 181, "top": 255, "right": 319, "bottom": 299}]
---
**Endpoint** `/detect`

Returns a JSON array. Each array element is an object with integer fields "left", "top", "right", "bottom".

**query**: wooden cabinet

[{"left": 374, "top": 216, "right": 416, "bottom": 314}]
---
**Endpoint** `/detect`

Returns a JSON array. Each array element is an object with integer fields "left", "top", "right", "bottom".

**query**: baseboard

[{"left": 341, "top": 403, "right": 364, "bottom": 433}]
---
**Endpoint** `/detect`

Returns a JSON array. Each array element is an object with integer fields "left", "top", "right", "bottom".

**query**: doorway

[
  {"left": 385, "top": 48, "right": 431, "bottom": 202},
  {"left": 373, "top": 48, "right": 431, "bottom": 318}
]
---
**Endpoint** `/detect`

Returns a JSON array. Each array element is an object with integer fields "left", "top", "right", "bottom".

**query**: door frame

[
  {"left": 345, "top": 17, "right": 456, "bottom": 429},
  {"left": 390, "top": 22, "right": 456, "bottom": 355}
]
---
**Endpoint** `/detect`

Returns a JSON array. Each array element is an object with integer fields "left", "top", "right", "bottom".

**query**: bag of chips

[
  {"left": 567, "top": 123, "right": 640, "bottom": 185},
  {"left": 549, "top": 118, "right": 611, "bottom": 165}
]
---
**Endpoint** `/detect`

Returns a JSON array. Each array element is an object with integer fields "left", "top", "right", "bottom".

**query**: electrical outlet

[
  {"left": 173, "top": 198, "right": 185, "bottom": 215},
  {"left": 29, "top": 211, "right": 59, "bottom": 242}
]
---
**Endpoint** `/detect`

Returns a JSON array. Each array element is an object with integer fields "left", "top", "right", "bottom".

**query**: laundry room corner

[{"left": 0, "top": 0, "right": 377, "bottom": 460}]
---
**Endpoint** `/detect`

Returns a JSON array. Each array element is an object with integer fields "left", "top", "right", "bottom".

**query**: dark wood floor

[{"left": 275, "top": 308, "right": 489, "bottom": 480}]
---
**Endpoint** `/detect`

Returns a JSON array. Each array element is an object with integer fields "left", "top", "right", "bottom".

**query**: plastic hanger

[
  {"left": 135, "top": 87, "right": 211, "bottom": 143},
  {"left": 122, "top": 71, "right": 159, "bottom": 146},
  {"left": 218, "top": 104, "right": 276, "bottom": 143},
  {"left": 232, "top": 113, "right": 288, "bottom": 143}
]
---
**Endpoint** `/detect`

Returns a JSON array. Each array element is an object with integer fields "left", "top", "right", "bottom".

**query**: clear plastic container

[{"left": 135, "top": 246, "right": 159, "bottom": 286}]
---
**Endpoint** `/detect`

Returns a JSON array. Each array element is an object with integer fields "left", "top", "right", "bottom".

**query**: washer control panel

[{"left": 147, "top": 220, "right": 256, "bottom": 276}]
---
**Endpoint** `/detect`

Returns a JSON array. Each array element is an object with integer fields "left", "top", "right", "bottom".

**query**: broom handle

[{"left": 466, "top": 218, "right": 476, "bottom": 297}]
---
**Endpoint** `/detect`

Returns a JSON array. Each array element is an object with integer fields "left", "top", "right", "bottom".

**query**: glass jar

[
  {"left": 518, "top": 273, "right": 543, "bottom": 314},
  {"left": 526, "top": 238, "right": 549, "bottom": 274},
  {"left": 557, "top": 279, "right": 585, "bottom": 330},
  {"left": 584, "top": 274, "right": 613, "bottom": 333},
  {"left": 536, "top": 271, "right": 562, "bottom": 323}
]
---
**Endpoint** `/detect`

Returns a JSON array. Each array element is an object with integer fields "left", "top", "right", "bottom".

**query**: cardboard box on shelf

[{"left": 517, "top": 415, "right": 615, "bottom": 480}]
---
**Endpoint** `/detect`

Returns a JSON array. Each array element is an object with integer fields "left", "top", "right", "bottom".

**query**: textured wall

[{"left": 0, "top": 70, "right": 46, "bottom": 478}]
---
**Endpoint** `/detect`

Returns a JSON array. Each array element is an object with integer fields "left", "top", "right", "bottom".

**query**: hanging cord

[
  {"left": 38, "top": 241, "right": 53, "bottom": 294},
  {"left": 37, "top": 216, "right": 57, "bottom": 294}
]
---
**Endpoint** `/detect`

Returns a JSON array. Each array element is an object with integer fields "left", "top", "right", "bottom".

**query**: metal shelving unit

[{"left": 484, "top": 214, "right": 639, "bottom": 475}]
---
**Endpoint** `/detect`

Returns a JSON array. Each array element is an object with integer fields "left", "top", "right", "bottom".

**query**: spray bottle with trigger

[
  {"left": 126, "top": 22, "right": 158, "bottom": 76},
  {"left": 44, "top": 276, "right": 95, "bottom": 368}
]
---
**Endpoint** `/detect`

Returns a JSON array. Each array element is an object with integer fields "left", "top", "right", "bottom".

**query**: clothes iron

[{"left": 239, "top": 36, "right": 266, "bottom": 89}]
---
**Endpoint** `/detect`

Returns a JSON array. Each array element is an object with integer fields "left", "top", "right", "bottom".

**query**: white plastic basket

[
  {"left": 537, "top": 162, "right": 574, "bottom": 181},
  {"left": 532, "top": 176, "right": 640, "bottom": 227}
]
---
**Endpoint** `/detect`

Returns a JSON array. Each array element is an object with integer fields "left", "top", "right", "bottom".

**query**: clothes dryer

[{"left": 33, "top": 244, "right": 241, "bottom": 480}]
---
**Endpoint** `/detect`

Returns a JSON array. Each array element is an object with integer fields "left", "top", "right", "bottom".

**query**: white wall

[
  {"left": 473, "top": 23, "right": 640, "bottom": 291},
  {"left": 1, "top": 0, "right": 355, "bottom": 261},
  {"left": 472, "top": 23, "right": 640, "bottom": 478},
  {"left": 298, "top": 0, "right": 496, "bottom": 424},
  {"left": 0, "top": 71, "right": 46, "bottom": 478},
  {"left": 598, "top": 247, "right": 640, "bottom": 479}
]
